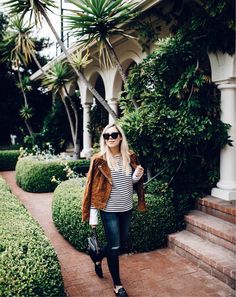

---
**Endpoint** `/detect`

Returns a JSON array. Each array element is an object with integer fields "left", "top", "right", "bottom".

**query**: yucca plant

[
  {"left": 66, "top": 0, "right": 136, "bottom": 80},
  {"left": 0, "top": 17, "right": 37, "bottom": 135},
  {"left": 42, "top": 62, "right": 80, "bottom": 158},
  {"left": 3, "top": 0, "right": 118, "bottom": 120},
  {"left": 20, "top": 105, "right": 33, "bottom": 120},
  {"left": 66, "top": 0, "right": 138, "bottom": 108}
]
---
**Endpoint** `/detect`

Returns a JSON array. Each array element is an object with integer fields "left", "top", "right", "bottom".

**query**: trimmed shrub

[
  {"left": 0, "top": 178, "right": 64, "bottom": 297},
  {"left": 0, "top": 150, "right": 20, "bottom": 171},
  {"left": 0, "top": 176, "right": 10, "bottom": 192},
  {"left": 16, "top": 157, "right": 90, "bottom": 193},
  {"left": 52, "top": 178, "right": 176, "bottom": 253}
]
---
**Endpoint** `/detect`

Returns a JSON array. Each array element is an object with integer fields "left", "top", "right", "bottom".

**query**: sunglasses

[{"left": 103, "top": 132, "right": 120, "bottom": 140}]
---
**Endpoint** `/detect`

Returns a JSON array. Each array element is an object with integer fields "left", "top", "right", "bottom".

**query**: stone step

[
  {"left": 198, "top": 196, "right": 236, "bottom": 224},
  {"left": 168, "top": 230, "right": 236, "bottom": 289},
  {"left": 185, "top": 210, "right": 236, "bottom": 253}
]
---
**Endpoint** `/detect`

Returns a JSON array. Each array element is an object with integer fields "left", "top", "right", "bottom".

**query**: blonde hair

[{"left": 99, "top": 123, "right": 131, "bottom": 175}]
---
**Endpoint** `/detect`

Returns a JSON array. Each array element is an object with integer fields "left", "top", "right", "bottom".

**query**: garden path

[{"left": 1, "top": 171, "right": 234, "bottom": 297}]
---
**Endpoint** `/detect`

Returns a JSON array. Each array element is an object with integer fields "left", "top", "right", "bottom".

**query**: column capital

[
  {"left": 208, "top": 52, "right": 235, "bottom": 84},
  {"left": 218, "top": 81, "right": 236, "bottom": 90},
  {"left": 107, "top": 97, "right": 118, "bottom": 103},
  {"left": 82, "top": 102, "right": 92, "bottom": 108}
]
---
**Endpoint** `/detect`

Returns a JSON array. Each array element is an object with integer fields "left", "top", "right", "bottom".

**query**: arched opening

[
  {"left": 114, "top": 60, "right": 137, "bottom": 117},
  {"left": 89, "top": 75, "right": 109, "bottom": 145}
]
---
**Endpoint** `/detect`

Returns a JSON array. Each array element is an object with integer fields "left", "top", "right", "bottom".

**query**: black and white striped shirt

[
  {"left": 89, "top": 155, "right": 142, "bottom": 225},
  {"left": 104, "top": 155, "right": 133, "bottom": 212}
]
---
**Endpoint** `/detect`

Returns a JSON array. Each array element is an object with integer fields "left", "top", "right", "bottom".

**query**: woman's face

[{"left": 103, "top": 127, "right": 122, "bottom": 149}]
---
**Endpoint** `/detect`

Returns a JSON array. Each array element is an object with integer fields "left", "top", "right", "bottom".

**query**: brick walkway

[{"left": 1, "top": 171, "right": 234, "bottom": 297}]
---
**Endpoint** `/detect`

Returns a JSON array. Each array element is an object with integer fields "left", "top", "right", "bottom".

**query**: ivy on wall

[{"left": 119, "top": 0, "right": 234, "bottom": 222}]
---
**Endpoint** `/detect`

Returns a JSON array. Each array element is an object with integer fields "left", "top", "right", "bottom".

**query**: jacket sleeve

[
  {"left": 82, "top": 156, "right": 96, "bottom": 222},
  {"left": 132, "top": 154, "right": 147, "bottom": 211}
]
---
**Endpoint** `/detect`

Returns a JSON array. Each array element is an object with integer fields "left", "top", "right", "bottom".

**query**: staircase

[{"left": 168, "top": 196, "right": 236, "bottom": 289}]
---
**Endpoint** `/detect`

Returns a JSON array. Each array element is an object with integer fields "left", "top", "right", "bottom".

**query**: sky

[
  {"left": 0, "top": 0, "right": 77, "bottom": 59},
  {"left": 38, "top": 0, "right": 78, "bottom": 58}
]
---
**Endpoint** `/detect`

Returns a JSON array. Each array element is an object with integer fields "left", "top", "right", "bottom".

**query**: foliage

[
  {"left": 52, "top": 178, "right": 176, "bottom": 252},
  {"left": 20, "top": 105, "right": 33, "bottom": 120},
  {"left": 0, "top": 176, "right": 10, "bottom": 192},
  {"left": 89, "top": 102, "right": 108, "bottom": 145},
  {"left": 154, "top": 0, "right": 235, "bottom": 55},
  {"left": 42, "top": 62, "right": 75, "bottom": 95},
  {"left": 0, "top": 13, "right": 51, "bottom": 145},
  {"left": 15, "top": 156, "right": 90, "bottom": 192},
  {"left": 66, "top": 0, "right": 137, "bottom": 68},
  {"left": 119, "top": 29, "right": 231, "bottom": 226},
  {"left": 70, "top": 49, "right": 93, "bottom": 70},
  {"left": 0, "top": 17, "right": 35, "bottom": 67},
  {"left": 130, "top": 7, "right": 162, "bottom": 52},
  {"left": 52, "top": 179, "right": 105, "bottom": 251},
  {"left": 3, "top": 0, "right": 57, "bottom": 26},
  {"left": 0, "top": 150, "right": 20, "bottom": 171},
  {"left": 0, "top": 177, "right": 64, "bottom": 297}
]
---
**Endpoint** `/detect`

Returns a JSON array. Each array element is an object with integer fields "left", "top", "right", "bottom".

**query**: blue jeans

[{"left": 100, "top": 209, "right": 133, "bottom": 286}]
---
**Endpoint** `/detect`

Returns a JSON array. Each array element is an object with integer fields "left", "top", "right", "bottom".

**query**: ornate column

[
  {"left": 81, "top": 103, "right": 93, "bottom": 159},
  {"left": 108, "top": 97, "right": 118, "bottom": 124},
  {"left": 209, "top": 52, "right": 236, "bottom": 201}
]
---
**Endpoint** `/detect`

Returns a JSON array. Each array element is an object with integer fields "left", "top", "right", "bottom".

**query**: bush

[
  {"left": 0, "top": 176, "right": 10, "bottom": 192},
  {"left": 0, "top": 150, "right": 20, "bottom": 171},
  {"left": 119, "top": 30, "right": 231, "bottom": 231},
  {"left": 15, "top": 157, "right": 90, "bottom": 193},
  {"left": 0, "top": 178, "right": 64, "bottom": 297},
  {"left": 52, "top": 178, "right": 176, "bottom": 253}
]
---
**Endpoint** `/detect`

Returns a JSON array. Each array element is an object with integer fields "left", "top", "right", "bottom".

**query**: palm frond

[
  {"left": 0, "top": 16, "right": 35, "bottom": 66},
  {"left": 66, "top": 0, "right": 137, "bottom": 46},
  {"left": 42, "top": 62, "right": 75, "bottom": 94},
  {"left": 70, "top": 49, "right": 93, "bottom": 69},
  {"left": 3, "top": 0, "right": 57, "bottom": 26}
]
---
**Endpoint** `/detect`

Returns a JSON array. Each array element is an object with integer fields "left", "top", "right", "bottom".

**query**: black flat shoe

[
  {"left": 114, "top": 288, "right": 128, "bottom": 297},
  {"left": 88, "top": 251, "right": 103, "bottom": 278},
  {"left": 95, "top": 262, "right": 103, "bottom": 278}
]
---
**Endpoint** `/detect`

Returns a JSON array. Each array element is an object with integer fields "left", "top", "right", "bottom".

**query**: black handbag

[{"left": 87, "top": 228, "right": 100, "bottom": 256}]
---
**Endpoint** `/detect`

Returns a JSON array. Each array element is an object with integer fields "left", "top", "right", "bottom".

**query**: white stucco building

[{"left": 31, "top": 0, "right": 236, "bottom": 201}]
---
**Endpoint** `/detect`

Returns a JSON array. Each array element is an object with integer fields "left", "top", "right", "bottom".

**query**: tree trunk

[
  {"left": 18, "top": 69, "right": 28, "bottom": 106},
  {"left": 73, "top": 143, "right": 80, "bottom": 160},
  {"left": 61, "top": 95, "right": 76, "bottom": 144},
  {"left": 18, "top": 69, "right": 33, "bottom": 136},
  {"left": 106, "top": 41, "right": 139, "bottom": 109},
  {"left": 42, "top": 12, "right": 118, "bottom": 121},
  {"left": 108, "top": 43, "right": 127, "bottom": 83},
  {"left": 63, "top": 85, "right": 80, "bottom": 159},
  {"left": 31, "top": 51, "right": 45, "bottom": 75},
  {"left": 24, "top": 119, "right": 33, "bottom": 136}
]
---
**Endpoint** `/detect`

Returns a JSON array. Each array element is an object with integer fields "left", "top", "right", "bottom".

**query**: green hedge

[
  {"left": 0, "top": 177, "right": 64, "bottom": 297},
  {"left": 0, "top": 176, "right": 10, "bottom": 192},
  {"left": 0, "top": 150, "right": 20, "bottom": 171},
  {"left": 16, "top": 157, "right": 90, "bottom": 193},
  {"left": 52, "top": 178, "right": 176, "bottom": 253}
]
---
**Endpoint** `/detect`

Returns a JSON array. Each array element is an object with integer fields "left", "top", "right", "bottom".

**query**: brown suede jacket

[{"left": 82, "top": 152, "right": 147, "bottom": 222}]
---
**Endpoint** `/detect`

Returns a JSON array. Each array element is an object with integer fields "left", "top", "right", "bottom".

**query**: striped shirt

[
  {"left": 104, "top": 155, "right": 133, "bottom": 212},
  {"left": 89, "top": 155, "right": 142, "bottom": 225}
]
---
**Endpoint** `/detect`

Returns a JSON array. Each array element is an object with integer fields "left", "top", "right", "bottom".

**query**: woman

[{"left": 82, "top": 123, "right": 146, "bottom": 297}]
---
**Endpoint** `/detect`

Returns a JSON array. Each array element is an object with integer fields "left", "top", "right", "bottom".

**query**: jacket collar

[{"left": 95, "top": 152, "right": 138, "bottom": 169}]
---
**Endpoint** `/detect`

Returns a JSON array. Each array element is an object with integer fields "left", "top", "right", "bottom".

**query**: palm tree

[
  {"left": 65, "top": 0, "right": 139, "bottom": 109},
  {"left": 42, "top": 62, "right": 80, "bottom": 159},
  {"left": 17, "top": 75, "right": 34, "bottom": 134},
  {"left": 0, "top": 17, "right": 36, "bottom": 135},
  {"left": 3, "top": 0, "right": 118, "bottom": 120}
]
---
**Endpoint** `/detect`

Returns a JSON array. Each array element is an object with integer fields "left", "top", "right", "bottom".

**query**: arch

[
  {"left": 112, "top": 57, "right": 137, "bottom": 99},
  {"left": 78, "top": 66, "right": 106, "bottom": 105},
  {"left": 105, "top": 38, "right": 146, "bottom": 100}
]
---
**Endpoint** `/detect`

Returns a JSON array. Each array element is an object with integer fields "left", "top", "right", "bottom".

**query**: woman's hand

[{"left": 134, "top": 165, "right": 144, "bottom": 177}]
